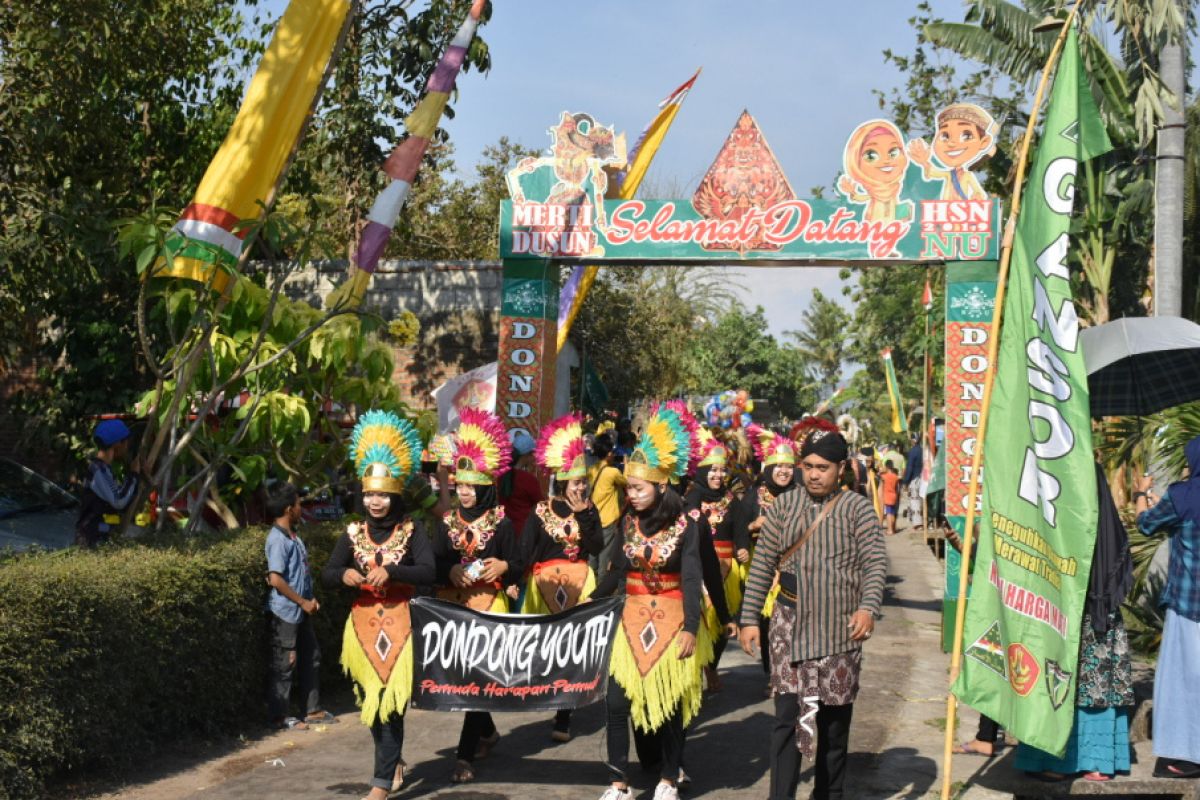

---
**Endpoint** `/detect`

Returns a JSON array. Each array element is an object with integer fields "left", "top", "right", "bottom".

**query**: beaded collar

[
  {"left": 348, "top": 520, "right": 413, "bottom": 571},
  {"left": 444, "top": 506, "right": 505, "bottom": 562},
  {"left": 700, "top": 494, "right": 732, "bottom": 531},
  {"left": 535, "top": 501, "right": 583, "bottom": 561},
  {"left": 622, "top": 512, "right": 689, "bottom": 574},
  {"left": 758, "top": 484, "right": 783, "bottom": 510}
]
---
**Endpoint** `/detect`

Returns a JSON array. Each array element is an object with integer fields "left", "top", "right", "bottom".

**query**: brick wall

[{"left": 279, "top": 260, "right": 503, "bottom": 409}]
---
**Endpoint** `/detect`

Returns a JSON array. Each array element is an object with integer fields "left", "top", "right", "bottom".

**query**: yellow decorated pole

[{"left": 161, "top": 0, "right": 354, "bottom": 294}]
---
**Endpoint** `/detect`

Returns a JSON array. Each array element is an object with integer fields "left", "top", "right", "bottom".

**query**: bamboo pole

[{"left": 939, "top": 10, "right": 1080, "bottom": 799}]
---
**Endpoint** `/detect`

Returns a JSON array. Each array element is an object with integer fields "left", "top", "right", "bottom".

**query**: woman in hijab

[
  {"left": 733, "top": 427, "right": 798, "bottom": 678},
  {"left": 1017, "top": 462, "right": 1135, "bottom": 782},
  {"left": 1137, "top": 435, "right": 1200, "bottom": 778},
  {"left": 591, "top": 402, "right": 712, "bottom": 800},
  {"left": 322, "top": 411, "right": 434, "bottom": 800},
  {"left": 433, "top": 408, "right": 521, "bottom": 784},
  {"left": 836, "top": 119, "right": 913, "bottom": 224},
  {"left": 521, "top": 414, "right": 604, "bottom": 743},
  {"left": 685, "top": 428, "right": 739, "bottom": 692}
]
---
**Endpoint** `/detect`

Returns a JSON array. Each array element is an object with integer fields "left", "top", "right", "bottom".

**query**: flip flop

[
  {"left": 277, "top": 716, "right": 308, "bottom": 731},
  {"left": 953, "top": 741, "right": 997, "bottom": 757},
  {"left": 304, "top": 710, "right": 338, "bottom": 724}
]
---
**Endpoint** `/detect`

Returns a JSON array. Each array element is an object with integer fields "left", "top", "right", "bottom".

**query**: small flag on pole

[
  {"left": 556, "top": 68, "right": 701, "bottom": 352},
  {"left": 881, "top": 348, "right": 908, "bottom": 434},
  {"left": 922, "top": 276, "right": 934, "bottom": 311}
]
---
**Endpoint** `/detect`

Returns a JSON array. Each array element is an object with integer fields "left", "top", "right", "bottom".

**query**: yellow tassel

[
  {"left": 762, "top": 584, "right": 780, "bottom": 619},
  {"left": 723, "top": 568, "right": 744, "bottom": 618},
  {"left": 520, "top": 567, "right": 597, "bottom": 614},
  {"left": 609, "top": 619, "right": 714, "bottom": 733},
  {"left": 340, "top": 615, "right": 414, "bottom": 725}
]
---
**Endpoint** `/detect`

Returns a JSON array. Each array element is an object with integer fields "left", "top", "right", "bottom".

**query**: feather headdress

[
  {"left": 452, "top": 407, "right": 511, "bottom": 485},
  {"left": 749, "top": 424, "right": 797, "bottom": 467},
  {"left": 696, "top": 427, "right": 728, "bottom": 469},
  {"left": 626, "top": 400, "right": 700, "bottom": 484},
  {"left": 536, "top": 414, "right": 587, "bottom": 481},
  {"left": 348, "top": 409, "right": 423, "bottom": 494}
]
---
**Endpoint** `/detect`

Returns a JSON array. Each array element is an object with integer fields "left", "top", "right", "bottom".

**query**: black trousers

[
  {"left": 770, "top": 694, "right": 853, "bottom": 800},
  {"left": 761, "top": 615, "right": 772, "bottom": 674},
  {"left": 267, "top": 613, "right": 320, "bottom": 721},
  {"left": 456, "top": 711, "right": 497, "bottom": 762},
  {"left": 605, "top": 676, "right": 684, "bottom": 783},
  {"left": 370, "top": 714, "right": 404, "bottom": 791},
  {"left": 977, "top": 714, "right": 1000, "bottom": 743},
  {"left": 554, "top": 708, "right": 572, "bottom": 731}
]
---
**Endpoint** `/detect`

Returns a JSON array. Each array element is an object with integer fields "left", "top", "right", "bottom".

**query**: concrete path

[{"left": 82, "top": 523, "right": 1194, "bottom": 800}]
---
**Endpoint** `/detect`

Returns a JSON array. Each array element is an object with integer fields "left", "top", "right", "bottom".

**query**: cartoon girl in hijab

[{"left": 837, "top": 119, "right": 913, "bottom": 224}]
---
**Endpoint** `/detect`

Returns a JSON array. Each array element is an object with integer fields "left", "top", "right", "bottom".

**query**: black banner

[{"left": 409, "top": 596, "right": 620, "bottom": 712}]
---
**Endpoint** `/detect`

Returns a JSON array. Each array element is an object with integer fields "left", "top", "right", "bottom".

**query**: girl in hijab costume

[
  {"left": 322, "top": 410, "right": 435, "bottom": 800},
  {"left": 433, "top": 407, "right": 523, "bottom": 784}
]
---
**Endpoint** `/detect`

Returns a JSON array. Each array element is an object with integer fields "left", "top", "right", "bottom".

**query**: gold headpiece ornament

[
  {"left": 348, "top": 410, "right": 423, "bottom": 495},
  {"left": 626, "top": 400, "right": 700, "bottom": 484},
  {"left": 451, "top": 407, "right": 512, "bottom": 486},
  {"left": 696, "top": 427, "right": 728, "bottom": 469},
  {"left": 536, "top": 414, "right": 588, "bottom": 481}
]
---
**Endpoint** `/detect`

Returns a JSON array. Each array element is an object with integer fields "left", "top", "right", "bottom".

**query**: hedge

[{"left": 0, "top": 522, "right": 354, "bottom": 800}]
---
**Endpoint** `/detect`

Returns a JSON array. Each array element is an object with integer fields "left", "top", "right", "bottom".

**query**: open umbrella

[{"left": 1081, "top": 317, "right": 1200, "bottom": 417}]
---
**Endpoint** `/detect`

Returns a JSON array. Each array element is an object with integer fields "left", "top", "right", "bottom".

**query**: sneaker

[
  {"left": 551, "top": 727, "right": 572, "bottom": 743},
  {"left": 598, "top": 786, "right": 633, "bottom": 800},
  {"left": 677, "top": 768, "right": 691, "bottom": 788},
  {"left": 653, "top": 782, "right": 681, "bottom": 800}
]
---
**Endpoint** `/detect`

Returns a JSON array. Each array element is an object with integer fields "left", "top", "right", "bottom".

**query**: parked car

[{"left": 0, "top": 458, "right": 78, "bottom": 552}]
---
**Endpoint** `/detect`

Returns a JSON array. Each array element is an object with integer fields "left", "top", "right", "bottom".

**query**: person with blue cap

[
  {"left": 75, "top": 419, "right": 142, "bottom": 547},
  {"left": 499, "top": 427, "right": 544, "bottom": 547}
]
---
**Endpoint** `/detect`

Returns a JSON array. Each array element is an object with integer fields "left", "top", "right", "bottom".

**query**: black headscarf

[
  {"left": 460, "top": 482, "right": 498, "bottom": 522},
  {"left": 1087, "top": 462, "right": 1134, "bottom": 634},
  {"left": 761, "top": 463, "right": 796, "bottom": 497},
  {"left": 686, "top": 465, "right": 727, "bottom": 505},
  {"left": 364, "top": 492, "right": 407, "bottom": 542}
]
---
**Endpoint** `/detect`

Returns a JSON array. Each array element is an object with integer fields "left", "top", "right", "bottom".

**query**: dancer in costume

[
  {"left": 521, "top": 413, "right": 604, "bottom": 743},
  {"left": 322, "top": 410, "right": 434, "bottom": 800},
  {"left": 735, "top": 426, "right": 799, "bottom": 679},
  {"left": 592, "top": 401, "right": 713, "bottom": 800},
  {"left": 433, "top": 407, "right": 521, "bottom": 784},
  {"left": 685, "top": 428, "right": 742, "bottom": 692}
]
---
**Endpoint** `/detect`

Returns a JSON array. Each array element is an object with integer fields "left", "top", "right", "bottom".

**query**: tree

[
  {"left": 0, "top": 0, "right": 268, "bottom": 467},
  {"left": 785, "top": 290, "right": 853, "bottom": 403},
  {"left": 686, "top": 305, "right": 819, "bottom": 421}
]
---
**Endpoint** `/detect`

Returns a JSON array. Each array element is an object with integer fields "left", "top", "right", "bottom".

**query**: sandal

[
  {"left": 304, "top": 710, "right": 338, "bottom": 725},
  {"left": 450, "top": 759, "right": 475, "bottom": 783},
  {"left": 1082, "top": 772, "right": 1112, "bottom": 782},
  {"left": 388, "top": 760, "right": 406, "bottom": 796},
  {"left": 953, "top": 740, "right": 998, "bottom": 757},
  {"left": 277, "top": 716, "right": 308, "bottom": 731}
]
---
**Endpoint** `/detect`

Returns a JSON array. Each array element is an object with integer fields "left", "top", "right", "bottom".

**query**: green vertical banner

[
  {"left": 942, "top": 261, "right": 998, "bottom": 652},
  {"left": 952, "top": 28, "right": 1110, "bottom": 756}
]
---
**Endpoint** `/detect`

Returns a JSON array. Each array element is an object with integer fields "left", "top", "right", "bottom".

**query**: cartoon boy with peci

[{"left": 907, "top": 103, "right": 998, "bottom": 201}]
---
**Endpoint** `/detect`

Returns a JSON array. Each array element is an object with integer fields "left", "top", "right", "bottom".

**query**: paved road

[{"left": 86, "top": 524, "right": 1184, "bottom": 800}]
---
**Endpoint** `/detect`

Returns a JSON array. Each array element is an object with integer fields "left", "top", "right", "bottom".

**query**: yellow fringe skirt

[
  {"left": 340, "top": 589, "right": 415, "bottom": 725},
  {"left": 521, "top": 559, "right": 596, "bottom": 614},
  {"left": 610, "top": 590, "right": 714, "bottom": 733}
]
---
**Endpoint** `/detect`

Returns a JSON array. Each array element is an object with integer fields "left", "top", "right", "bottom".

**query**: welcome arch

[{"left": 493, "top": 109, "right": 1000, "bottom": 539}]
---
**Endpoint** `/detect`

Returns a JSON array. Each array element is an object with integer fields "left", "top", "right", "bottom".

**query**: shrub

[{"left": 0, "top": 522, "right": 351, "bottom": 799}]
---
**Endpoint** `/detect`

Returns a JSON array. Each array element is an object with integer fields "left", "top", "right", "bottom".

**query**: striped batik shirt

[{"left": 739, "top": 487, "right": 888, "bottom": 662}]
